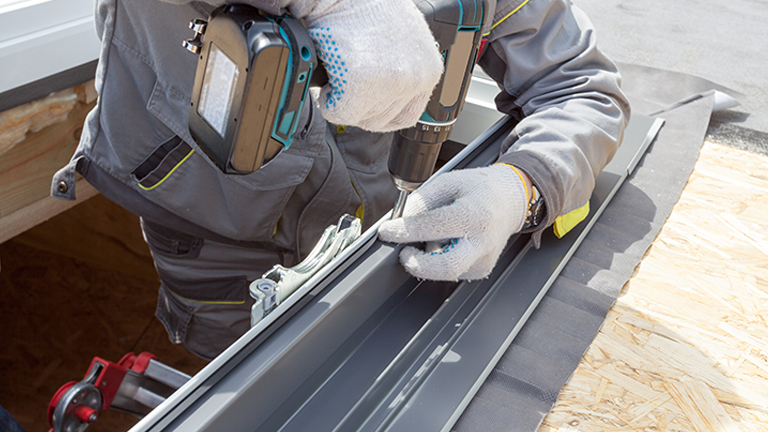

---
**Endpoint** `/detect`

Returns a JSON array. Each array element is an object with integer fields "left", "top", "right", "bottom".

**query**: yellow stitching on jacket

[
  {"left": 483, "top": 0, "right": 531, "bottom": 36},
  {"left": 350, "top": 179, "right": 365, "bottom": 222},
  {"left": 139, "top": 148, "right": 195, "bottom": 191},
  {"left": 177, "top": 296, "right": 246, "bottom": 305}
]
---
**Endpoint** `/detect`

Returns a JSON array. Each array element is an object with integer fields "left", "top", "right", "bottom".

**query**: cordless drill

[
  {"left": 185, "top": 1, "right": 486, "bottom": 209},
  {"left": 388, "top": 0, "right": 486, "bottom": 218}
]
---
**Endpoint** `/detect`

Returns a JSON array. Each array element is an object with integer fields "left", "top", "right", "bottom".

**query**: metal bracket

[
  {"left": 250, "top": 214, "right": 362, "bottom": 326},
  {"left": 182, "top": 18, "right": 207, "bottom": 54}
]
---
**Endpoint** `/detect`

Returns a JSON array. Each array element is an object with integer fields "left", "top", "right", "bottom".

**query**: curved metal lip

[{"left": 129, "top": 116, "right": 511, "bottom": 432}]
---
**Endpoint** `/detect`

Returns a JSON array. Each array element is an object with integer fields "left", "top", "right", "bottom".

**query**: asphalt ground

[{"left": 575, "top": 0, "right": 768, "bottom": 154}]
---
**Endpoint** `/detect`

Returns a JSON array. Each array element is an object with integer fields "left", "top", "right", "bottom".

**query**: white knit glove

[
  {"left": 284, "top": 0, "right": 443, "bottom": 132},
  {"left": 378, "top": 164, "right": 529, "bottom": 281}
]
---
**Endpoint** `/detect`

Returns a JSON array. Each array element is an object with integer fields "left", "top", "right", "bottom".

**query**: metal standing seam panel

[
  {"left": 381, "top": 116, "right": 662, "bottom": 432},
  {"left": 129, "top": 112, "right": 513, "bottom": 432},
  {"left": 129, "top": 114, "right": 661, "bottom": 432}
]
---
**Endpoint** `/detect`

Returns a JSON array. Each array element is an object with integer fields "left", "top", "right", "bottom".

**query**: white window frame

[
  {"left": 0, "top": 0, "right": 501, "bottom": 139},
  {"left": 0, "top": 0, "right": 100, "bottom": 94}
]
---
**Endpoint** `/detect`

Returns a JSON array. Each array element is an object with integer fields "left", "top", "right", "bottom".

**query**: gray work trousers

[{"left": 142, "top": 219, "right": 287, "bottom": 360}]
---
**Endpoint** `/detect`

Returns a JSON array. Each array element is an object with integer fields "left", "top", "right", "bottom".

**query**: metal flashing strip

[
  {"left": 129, "top": 114, "right": 511, "bottom": 432},
  {"left": 130, "top": 114, "right": 661, "bottom": 432},
  {"left": 386, "top": 116, "right": 663, "bottom": 432}
]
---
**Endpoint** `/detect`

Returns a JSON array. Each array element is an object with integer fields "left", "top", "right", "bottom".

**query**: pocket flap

[{"left": 147, "top": 80, "right": 314, "bottom": 191}]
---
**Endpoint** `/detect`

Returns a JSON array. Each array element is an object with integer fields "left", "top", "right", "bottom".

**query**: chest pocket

[{"left": 134, "top": 78, "right": 319, "bottom": 243}]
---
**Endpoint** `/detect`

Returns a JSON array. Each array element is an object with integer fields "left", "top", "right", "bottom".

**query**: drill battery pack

[{"left": 187, "top": 5, "right": 317, "bottom": 174}]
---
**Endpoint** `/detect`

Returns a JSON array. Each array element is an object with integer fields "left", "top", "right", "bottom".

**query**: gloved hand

[
  {"left": 378, "top": 164, "right": 530, "bottom": 281},
  {"left": 284, "top": 0, "right": 443, "bottom": 132}
]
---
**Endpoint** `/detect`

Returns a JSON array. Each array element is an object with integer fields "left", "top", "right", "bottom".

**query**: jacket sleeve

[{"left": 479, "top": 0, "right": 630, "bottom": 234}]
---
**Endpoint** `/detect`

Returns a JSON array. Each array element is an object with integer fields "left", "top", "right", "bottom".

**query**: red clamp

[
  {"left": 91, "top": 352, "right": 160, "bottom": 409},
  {"left": 47, "top": 352, "right": 158, "bottom": 431}
]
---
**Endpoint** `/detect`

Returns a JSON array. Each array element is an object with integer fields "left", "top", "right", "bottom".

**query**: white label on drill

[{"left": 198, "top": 43, "right": 239, "bottom": 138}]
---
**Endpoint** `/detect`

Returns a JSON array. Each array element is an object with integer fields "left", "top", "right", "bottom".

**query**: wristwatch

[{"left": 523, "top": 184, "right": 546, "bottom": 230}]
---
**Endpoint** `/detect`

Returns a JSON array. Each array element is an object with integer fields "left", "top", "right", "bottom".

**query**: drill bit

[{"left": 391, "top": 190, "right": 409, "bottom": 219}]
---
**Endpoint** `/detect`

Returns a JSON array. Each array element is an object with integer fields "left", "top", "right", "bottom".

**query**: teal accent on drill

[
  {"left": 284, "top": 53, "right": 314, "bottom": 144},
  {"left": 270, "top": 22, "right": 295, "bottom": 149},
  {"left": 454, "top": 0, "right": 482, "bottom": 31},
  {"left": 300, "top": 45, "right": 312, "bottom": 61},
  {"left": 278, "top": 111, "right": 296, "bottom": 136},
  {"left": 459, "top": 0, "right": 484, "bottom": 31},
  {"left": 419, "top": 1, "right": 481, "bottom": 125},
  {"left": 460, "top": 0, "right": 483, "bottom": 27},
  {"left": 420, "top": 111, "right": 438, "bottom": 123},
  {"left": 300, "top": 63, "right": 313, "bottom": 105},
  {"left": 456, "top": 0, "right": 464, "bottom": 31}
]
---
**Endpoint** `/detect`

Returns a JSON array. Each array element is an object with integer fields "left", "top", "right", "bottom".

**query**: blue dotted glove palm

[{"left": 285, "top": 0, "right": 444, "bottom": 132}]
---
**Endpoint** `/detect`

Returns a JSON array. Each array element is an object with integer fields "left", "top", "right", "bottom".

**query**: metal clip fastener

[
  {"left": 250, "top": 214, "right": 361, "bottom": 327},
  {"left": 183, "top": 18, "right": 208, "bottom": 54}
]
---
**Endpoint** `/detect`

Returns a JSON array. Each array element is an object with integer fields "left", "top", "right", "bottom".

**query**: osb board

[{"left": 538, "top": 141, "right": 768, "bottom": 432}]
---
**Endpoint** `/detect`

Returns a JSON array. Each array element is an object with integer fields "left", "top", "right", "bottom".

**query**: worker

[{"left": 52, "top": 0, "right": 629, "bottom": 360}]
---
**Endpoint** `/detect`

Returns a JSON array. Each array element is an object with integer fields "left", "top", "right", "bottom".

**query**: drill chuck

[{"left": 388, "top": 120, "right": 455, "bottom": 190}]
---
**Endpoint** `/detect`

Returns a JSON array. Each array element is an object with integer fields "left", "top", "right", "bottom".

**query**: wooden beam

[
  {"left": 8, "top": 193, "right": 159, "bottom": 282},
  {"left": 0, "top": 81, "right": 97, "bottom": 243},
  {"left": 0, "top": 178, "right": 98, "bottom": 244}
]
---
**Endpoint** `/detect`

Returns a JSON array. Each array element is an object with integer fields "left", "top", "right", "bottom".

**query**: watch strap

[{"left": 523, "top": 184, "right": 546, "bottom": 230}]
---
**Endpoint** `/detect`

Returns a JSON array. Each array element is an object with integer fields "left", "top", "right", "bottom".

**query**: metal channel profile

[
  {"left": 131, "top": 114, "right": 662, "bottom": 432},
  {"left": 382, "top": 114, "right": 664, "bottom": 432}
]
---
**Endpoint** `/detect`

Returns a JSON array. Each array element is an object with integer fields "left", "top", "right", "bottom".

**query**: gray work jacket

[{"left": 52, "top": 0, "right": 628, "bottom": 260}]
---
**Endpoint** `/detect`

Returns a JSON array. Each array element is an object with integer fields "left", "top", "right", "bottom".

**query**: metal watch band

[{"left": 523, "top": 184, "right": 546, "bottom": 229}]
